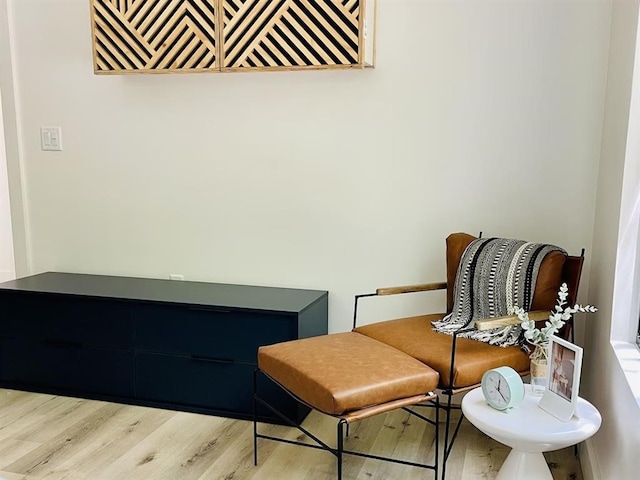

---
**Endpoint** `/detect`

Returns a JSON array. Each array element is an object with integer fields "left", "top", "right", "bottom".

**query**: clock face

[{"left": 483, "top": 371, "right": 512, "bottom": 409}]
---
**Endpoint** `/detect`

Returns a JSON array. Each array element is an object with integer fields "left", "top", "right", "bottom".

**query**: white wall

[
  {"left": 0, "top": 0, "right": 15, "bottom": 283},
  {"left": 0, "top": 86, "right": 16, "bottom": 282},
  {"left": 584, "top": 0, "right": 640, "bottom": 479},
  {"left": 0, "top": 0, "right": 28, "bottom": 279},
  {"left": 2, "top": 0, "right": 610, "bottom": 333}
]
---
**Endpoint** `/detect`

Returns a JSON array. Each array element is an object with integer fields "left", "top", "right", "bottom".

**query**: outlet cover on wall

[
  {"left": 169, "top": 274, "right": 184, "bottom": 281},
  {"left": 40, "top": 127, "right": 62, "bottom": 151}
]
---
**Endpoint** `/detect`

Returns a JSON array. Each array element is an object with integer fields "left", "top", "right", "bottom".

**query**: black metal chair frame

[
  {"left": 351, "top": 293, "right": 518, "bottom": 479},
  {"left": 253, "top": 369, "right": 441, "bottom": 480},
  {"left": 352, "top": 250, "right": 584, "bottom": 479}
]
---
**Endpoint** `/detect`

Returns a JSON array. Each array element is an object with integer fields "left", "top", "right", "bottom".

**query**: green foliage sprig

[{"left": 510, "top": 283, "right": 597, "bottom": 346}]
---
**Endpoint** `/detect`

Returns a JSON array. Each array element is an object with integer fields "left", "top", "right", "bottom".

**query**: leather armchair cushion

[
  {"left": 445, "top": 233, "right": 566, "bottom": 313},
  {"left": 258, "top": 332, "right": 439, "bottom": 416},
  {"left": 354, "top": 314, "right": 530, "bottom": 389}
]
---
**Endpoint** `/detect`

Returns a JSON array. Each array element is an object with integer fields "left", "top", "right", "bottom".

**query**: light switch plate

[{"left": 40, "top": 127, "right": 62, "bottom": 151}]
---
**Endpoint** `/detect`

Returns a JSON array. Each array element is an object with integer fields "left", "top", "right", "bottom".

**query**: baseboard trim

[{"left": 580, "top": 437, "right": 601, "bottom": 480}]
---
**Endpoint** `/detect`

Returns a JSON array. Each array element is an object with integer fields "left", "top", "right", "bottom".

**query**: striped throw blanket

[{"left": 432, "top": 237, "right": 566, "bottom": 347}]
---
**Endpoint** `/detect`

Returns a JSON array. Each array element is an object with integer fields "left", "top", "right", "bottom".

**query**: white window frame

[{"left": 609, "top": 2, "right": 640, "bottom": 407}]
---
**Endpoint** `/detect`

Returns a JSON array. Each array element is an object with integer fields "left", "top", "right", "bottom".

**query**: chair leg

[
  {"left": 441, "top": 393, "right": 467, "bottom": 480},
  {"left": 435, "top": 397, "right": 440, "bottom": 480},
  {"left": 442, "top": 393, "right": 453, "bottom": 480},
  {"left": 337, "top": 419, "right": 346, "bottom": 480},
  {"left": 253, "top": 369, "right": 259, "bottom": 466}
]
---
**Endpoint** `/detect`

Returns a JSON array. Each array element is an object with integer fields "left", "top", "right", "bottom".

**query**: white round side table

[{"left": 461, "top": 385, "right": 601, "bottom": 480}]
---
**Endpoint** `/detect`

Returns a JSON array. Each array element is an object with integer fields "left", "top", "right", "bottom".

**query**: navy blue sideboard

[{"left": 0, "top": 272, "right": 328, "bottom": 424}]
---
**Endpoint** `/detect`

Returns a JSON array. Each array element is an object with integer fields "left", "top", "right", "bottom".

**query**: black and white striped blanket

[{"left": 432, "top": 237, "right": 566, "bottom": 347}]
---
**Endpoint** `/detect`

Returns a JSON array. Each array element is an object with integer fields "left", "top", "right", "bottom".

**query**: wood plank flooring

[{"left": 0, "top": 389, "right": 583, "bottom": 479}]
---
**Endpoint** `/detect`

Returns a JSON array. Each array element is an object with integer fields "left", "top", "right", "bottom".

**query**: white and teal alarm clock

[{"left": 481, "top": 366, "right": 525, "bottom": 411}]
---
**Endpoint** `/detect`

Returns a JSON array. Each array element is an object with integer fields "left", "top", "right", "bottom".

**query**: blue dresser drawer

[
  {"left": 135, "top": 352, "right": 303, "bottom": 419},
  {"left": 134, "top": 305, "right": 295, "bottom": 363},
  {"left": 0, "top": 337, "right": 135, "bottom": 397},
  {"left": 0, "top": 292, "right": 133, "bottom": 349}
]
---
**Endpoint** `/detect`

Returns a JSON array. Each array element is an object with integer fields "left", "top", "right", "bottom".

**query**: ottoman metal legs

[{"left": 252, "top": 332, "right": 441, "bottom": 479}]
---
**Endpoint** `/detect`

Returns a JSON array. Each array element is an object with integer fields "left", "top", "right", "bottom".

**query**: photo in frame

[{"left": 538, "top": 335, "right": 583, "bottom": 421}]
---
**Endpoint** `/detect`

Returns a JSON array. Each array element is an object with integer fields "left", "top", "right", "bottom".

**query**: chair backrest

[
  {"left": 562, "top": 253, "right": 585, "bottom": 306},
  {"left": 558, "top": 253, "right": 585, "bottom": 341},
  {"left": 445, "top": 233, "right": 585, "bottom": 341}
]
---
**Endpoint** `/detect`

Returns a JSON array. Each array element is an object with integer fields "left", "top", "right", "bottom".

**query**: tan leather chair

[{"left": 352, "top": 232, "right": 584, "bottom": 477}]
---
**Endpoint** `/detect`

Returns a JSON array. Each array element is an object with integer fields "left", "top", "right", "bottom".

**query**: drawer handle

[
  {"left": 43, "top": 339, "right": 83, "bottom": 349},
  {"left": 190, "top": 355, "right": 234, "bottom": 364}
]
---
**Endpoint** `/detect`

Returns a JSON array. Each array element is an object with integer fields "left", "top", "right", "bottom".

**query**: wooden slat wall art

[
  {"left": 91, "top": 0, "right": 218, "bottom": 73},
  {"left": 221, "top": 0, "right": 362, "bottom": 70},
  {"left": 90, "top": 0, "right": 373, "bottom": 74}
]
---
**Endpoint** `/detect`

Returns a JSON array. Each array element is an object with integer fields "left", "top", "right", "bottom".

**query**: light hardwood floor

[{"left": 0, "top": 389, "right": 583, "bottom": 479}]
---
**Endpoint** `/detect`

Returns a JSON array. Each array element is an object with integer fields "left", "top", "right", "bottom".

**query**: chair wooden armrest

[
  {"left": 353, "top": 282, "right": 447, "bottom": 329},
  {"left": 375, "top": 282, "right": 447, "bottom": 296},
  {"left": 474, "top": 310, "right": 549, "bottom": 331}
]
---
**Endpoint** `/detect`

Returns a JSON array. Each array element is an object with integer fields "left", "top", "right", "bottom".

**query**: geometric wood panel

[
  {"left": 91, "top": 0, "right": 218, "bottom": 73},
  {"left": 91, "top": 0, "right": 373, "bottom": 74},
  {"left": 221, "top": 0, "right": 361, "bottom": 69}
]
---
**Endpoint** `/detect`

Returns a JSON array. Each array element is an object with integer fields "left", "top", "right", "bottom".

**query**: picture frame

[{"left": 538, "top": 335, "right": 583, "bottom": 421}]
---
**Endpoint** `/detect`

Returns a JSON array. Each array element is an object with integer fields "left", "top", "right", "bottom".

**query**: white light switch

[{"left": 40, "top": 127, "right": 62, "bottom": 151}]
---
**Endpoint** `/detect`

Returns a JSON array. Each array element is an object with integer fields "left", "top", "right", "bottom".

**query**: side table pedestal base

[
  {"left": 496, "top": 451, "right": 552, "bottom": 480},
  {"left": 462, "top": 385, "right": 602, "bottom": 480}
]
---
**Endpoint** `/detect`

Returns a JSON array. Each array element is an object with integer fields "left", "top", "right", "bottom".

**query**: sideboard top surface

[{"left": 0, "top": 272, "right": 328, "bottom": 314}]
